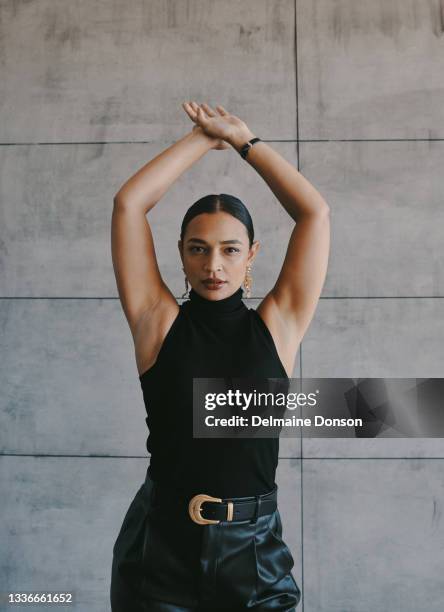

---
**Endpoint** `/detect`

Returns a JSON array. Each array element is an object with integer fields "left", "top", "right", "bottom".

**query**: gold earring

[
  {"left": 181, "top": 268, "right": 190, "bottom": 299},
  {"left": 244, "top": 264, "right": 253, "bottom": 298}
]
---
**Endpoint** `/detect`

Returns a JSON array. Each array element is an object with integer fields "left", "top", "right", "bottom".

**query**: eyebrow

[{"left": 186, "top": 238, "right": 243, "bottom": 245}]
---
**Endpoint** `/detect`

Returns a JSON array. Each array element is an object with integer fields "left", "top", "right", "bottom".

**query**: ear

[
  {"left": 248, "top": 240, "right": 260, "bottom": 265},
  {"left": 178, "top": 240, "right": 184, "bottom": 264}
]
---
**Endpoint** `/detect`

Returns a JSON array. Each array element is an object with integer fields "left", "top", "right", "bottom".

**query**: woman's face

[{"left": 178, "top": 211, "right": 259, "bottom": 299}]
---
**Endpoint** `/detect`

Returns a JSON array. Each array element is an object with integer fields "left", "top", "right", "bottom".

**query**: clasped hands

[{"left": 182, "top": 101, "right": 254, "bottom": 151}]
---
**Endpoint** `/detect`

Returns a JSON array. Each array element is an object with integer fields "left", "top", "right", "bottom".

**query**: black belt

[
  {"left": 190, "top": 488, "right": 278, "bottom": 525},
  {"left": 145, "top": 469, "right": 278, "bottom": 526}
]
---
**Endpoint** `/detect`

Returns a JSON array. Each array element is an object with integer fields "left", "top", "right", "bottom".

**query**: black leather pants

[{"left": 110, "top": 470, "right": 301, "bottom": 611}]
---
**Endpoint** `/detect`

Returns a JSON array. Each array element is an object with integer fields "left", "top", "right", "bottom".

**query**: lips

[{"left": 203, "top": 279, "right": 226, "bottom": 286}]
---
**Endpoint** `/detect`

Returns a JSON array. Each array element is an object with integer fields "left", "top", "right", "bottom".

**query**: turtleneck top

[{"left": 139, "top": 286, "right": 289, "bottom": 499}]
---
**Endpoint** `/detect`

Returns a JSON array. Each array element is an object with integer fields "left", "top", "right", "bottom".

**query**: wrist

[
  {"left": 228, "top": 128, "right": 256, "bottom": 153},
  {"left": 188, "top": 126, "right": 217, "bottom": 150}
]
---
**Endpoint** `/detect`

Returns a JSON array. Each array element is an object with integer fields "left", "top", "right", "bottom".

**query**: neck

[{"left": 187, "top": 286, "right": 245, "bottom": 316}]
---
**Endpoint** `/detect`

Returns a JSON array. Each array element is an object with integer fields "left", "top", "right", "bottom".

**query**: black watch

[{"left": 239, "top": 137, "right": 261, "bottom": 159}]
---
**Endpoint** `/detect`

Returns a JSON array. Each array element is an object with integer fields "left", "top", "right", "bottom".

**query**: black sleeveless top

[{"left": 139, "top": 286, "right": 289, "bottom": 499}]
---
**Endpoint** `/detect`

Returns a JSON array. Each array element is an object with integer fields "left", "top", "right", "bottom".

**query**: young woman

[{"left": 110, "top": 102, "right": 330, "bottom": 611}]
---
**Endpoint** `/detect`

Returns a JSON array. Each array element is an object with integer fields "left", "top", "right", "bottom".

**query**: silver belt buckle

[{"left": 188, "top": 493, "right": 234, "bottom": 525}]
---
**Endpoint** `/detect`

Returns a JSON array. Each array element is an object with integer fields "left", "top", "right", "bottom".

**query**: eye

[{"left": 189, "top": 246, "right": 240, "bottom": 254}]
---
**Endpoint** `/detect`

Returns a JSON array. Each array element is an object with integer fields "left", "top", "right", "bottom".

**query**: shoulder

[
  {"left": 249, "top": 295, "right": 300, "bottom": 378},
  {"left": 135, "top": 299, "right": 182, "bottom": 378},
  {"left": 254, "top": 292, "right": 300, "bottom": 347}
]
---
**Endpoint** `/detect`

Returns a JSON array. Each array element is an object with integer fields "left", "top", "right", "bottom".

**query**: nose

[{"left": 203, "top": 251, "right": 222, "bottom": 272}]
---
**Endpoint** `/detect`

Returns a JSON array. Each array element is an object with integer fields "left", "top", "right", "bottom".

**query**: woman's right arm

[{"left": 111, "top": 127, "right": 214, "bottom": 340}]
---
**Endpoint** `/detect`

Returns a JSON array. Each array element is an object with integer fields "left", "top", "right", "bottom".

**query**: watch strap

[{"left": 239, "top": 137, "right": 261, "bottom": 159}]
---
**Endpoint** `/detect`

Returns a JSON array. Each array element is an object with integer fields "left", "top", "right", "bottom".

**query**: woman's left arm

[{"left": 229, "top": 127, "right": 330, "bottom": 344}]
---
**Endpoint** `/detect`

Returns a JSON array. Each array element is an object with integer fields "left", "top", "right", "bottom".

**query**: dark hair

[{"left": 180, "top": 193, "right": 254, "bottom": 248}]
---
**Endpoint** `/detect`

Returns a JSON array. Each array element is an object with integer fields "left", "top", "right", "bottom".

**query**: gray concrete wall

[{"left": 1, "top": 1, "right": 443, "bottom": 610}]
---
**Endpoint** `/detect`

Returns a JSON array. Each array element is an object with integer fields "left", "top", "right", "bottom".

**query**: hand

[
  {"left": 182, "top": 102, "right": 252, "bottom": 150},
  {"left": 190, "top": 123, "right": 229, "bottom": 150},
  {"left": 183, "top": 101, "right": 230, "bottom": 150}
]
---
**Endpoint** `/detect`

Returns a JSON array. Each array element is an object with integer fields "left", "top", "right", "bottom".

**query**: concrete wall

[{"left": 1, "top": 1, "right": 443, "bottom": 610}]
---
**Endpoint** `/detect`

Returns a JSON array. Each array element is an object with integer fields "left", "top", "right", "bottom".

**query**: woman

[{"left": 110, "top": 102, "right": 330, "bottom": 611}]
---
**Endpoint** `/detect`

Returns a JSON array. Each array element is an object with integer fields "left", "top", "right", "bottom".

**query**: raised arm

[
  {"left": 225, "top": 113, "right": 330, "bottom": 347},
  {"left": 111, "top": 124, "right": 216, "bottom": 340}
]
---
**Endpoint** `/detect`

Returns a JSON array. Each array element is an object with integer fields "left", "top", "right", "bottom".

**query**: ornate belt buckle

[{"left": 188, "top": 493, "right": 234, "bottom": 525}]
